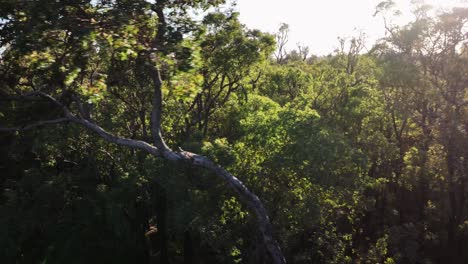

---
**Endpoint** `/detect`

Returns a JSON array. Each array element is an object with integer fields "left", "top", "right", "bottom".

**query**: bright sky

[{"left": 234, "top": 0, "right": 468, "bottom": 55}]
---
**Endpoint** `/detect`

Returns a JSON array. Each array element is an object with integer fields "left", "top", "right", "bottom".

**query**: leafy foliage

[{"left": 0, "top": 1, "right": 467, "bottom": 264}]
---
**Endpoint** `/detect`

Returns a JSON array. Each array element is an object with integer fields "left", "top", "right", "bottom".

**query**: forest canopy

[{"left": 0, "top": 1, "right": 467, "bottom": 263}]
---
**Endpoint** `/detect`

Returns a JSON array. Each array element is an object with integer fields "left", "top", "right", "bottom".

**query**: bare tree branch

[
  {"left": 71, "top": 94, "right": 91, "bottom": 120},
  {"left": 0, "top": 118, "right": 70, "bottom": 132},
  {"left": 148, "top": 59, "right": 176, "bottom": 158},
  {"left": 176, "top": 151, "right": 286, "bottom": 264},
  {"left": 69, "top": 116, "right": 161, "bottom": 156},
  {"left": 22, "top": 91, "right": 70, "bottom": 116}
]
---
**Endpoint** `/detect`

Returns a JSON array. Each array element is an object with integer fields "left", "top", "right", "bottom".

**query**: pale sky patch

[{"left": 234, "top": 0, "right": 468, "bottom": 55}]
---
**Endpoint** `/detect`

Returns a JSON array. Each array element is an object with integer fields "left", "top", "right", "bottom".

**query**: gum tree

[{"left": 0, "top": 0, "right": 285, "bottom": 263}]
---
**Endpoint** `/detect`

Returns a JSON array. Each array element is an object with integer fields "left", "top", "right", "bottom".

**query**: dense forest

[{"left": 0, "top": 0, "right": 467, "bottom": 263}]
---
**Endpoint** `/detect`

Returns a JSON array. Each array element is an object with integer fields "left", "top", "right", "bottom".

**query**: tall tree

[{"left": 0, "top": 1, "right": 286, "bottom": 263}]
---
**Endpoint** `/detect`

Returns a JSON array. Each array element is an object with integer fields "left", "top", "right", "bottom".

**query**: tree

[
  {"left": 0, "top": 1, "right": 286, "bottom": 263},
  {"left": 275, "top": 23, "right": 290, "bottom": 64},
  {"left": 371, "top": 4, "right": 468, "bottom": 262},
  {"left": 183, "top": 12, "right": 274, "bottom": 138}
]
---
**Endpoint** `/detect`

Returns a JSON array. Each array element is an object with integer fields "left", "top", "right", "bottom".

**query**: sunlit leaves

[
  {"left": 64, "top": 68, "right": 82, "bottom": 86},
  {"left": 220, "top": 197, "right": 247, "bottom": 225},
  {"left": 169, "top": 72, "right": 203, "bottom": 102},
  {"left": 22, "top": 50, "right": 55, "bottom": 70}
]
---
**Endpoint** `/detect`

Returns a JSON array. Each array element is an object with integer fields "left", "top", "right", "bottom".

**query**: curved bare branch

[{"left": 0, "top": 118, "right": 70, "bottom": 132}]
